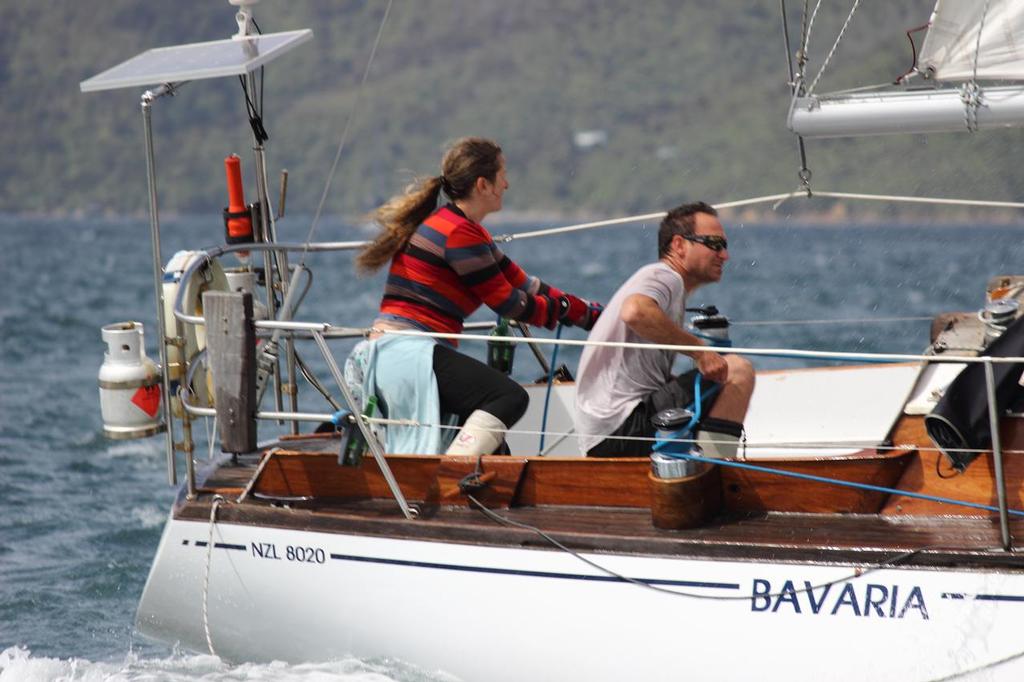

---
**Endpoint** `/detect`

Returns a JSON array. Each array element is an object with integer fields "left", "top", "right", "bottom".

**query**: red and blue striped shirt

[{"left": 377, "top": 204, "right": 561, "bottom": 341}]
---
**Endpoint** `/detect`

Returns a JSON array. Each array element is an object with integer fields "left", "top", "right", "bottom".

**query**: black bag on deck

[{"left": 925, "top": 314, "right": 1024, "bottom": 472}]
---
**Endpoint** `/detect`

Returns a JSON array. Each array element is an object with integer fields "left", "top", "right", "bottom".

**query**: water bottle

[
  {"left": 688, "top": 305, "right": 731, "bottom": 347},
  {"left": 487, "top": 318, "right": 515, "bottom": 374},
  {"left": 341, "top": 396, "right": 377, "bottom": 467}
]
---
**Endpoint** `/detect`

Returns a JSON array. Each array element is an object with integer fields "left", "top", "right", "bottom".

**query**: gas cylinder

[{"left": 98, "top": 322, "right": 165, "bottom": 439}]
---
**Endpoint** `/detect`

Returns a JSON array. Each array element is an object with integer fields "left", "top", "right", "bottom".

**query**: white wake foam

[{"left": 0, "top": 646, "right": 458, "bottom": 682}]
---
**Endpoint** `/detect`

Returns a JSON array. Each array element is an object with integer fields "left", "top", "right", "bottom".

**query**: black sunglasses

[{"left": 683, "top": 234, "right": 728, "bottom": 252}]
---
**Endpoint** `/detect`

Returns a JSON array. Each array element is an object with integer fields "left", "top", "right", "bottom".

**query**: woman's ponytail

[
  {"left": 357, "top": 137, "right": 502, "bottom": 274},
  {"left": 356, "top": 175, "right": 443, "bottom": 273}
]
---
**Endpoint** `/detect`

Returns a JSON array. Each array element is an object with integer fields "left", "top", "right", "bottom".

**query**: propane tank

[
  {"left": 98, "top": 322, "right": 165, "bottom": 439},
  {"left": 688, "top": 305, "right": 732, "bottom": 347}
]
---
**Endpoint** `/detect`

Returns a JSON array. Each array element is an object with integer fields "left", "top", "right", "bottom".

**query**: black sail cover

[{"left": 925, "top": 314, "right": 1024, "bottom": 471}]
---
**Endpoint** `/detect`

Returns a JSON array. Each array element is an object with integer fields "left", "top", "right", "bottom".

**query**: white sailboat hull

[{"left": 137, "top": 515, "right": 1024, "bottom": 681}]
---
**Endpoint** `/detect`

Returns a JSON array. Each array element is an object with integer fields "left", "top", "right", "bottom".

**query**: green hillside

[{"left": 2, "top": 0, "right": 1021, "bottom": 219}]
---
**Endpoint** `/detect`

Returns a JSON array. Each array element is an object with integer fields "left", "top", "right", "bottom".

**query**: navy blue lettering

[
  {"left": 889, "top": 585, "right": 899, "bottom": 618},
  {"left": 772, "top": 580, "right": 802, "bottom": 613},
  {"left": 899, "top": 587, "right": 929, "bottom": 620},
  {"left": 251, "top": 542, "right": 281, "bottom": 560},
  {"left": 751, "top": 579, "right": 772, "bottom": 612},
  {"left": 831, "top": 583, "right": 862, "bottom": 616},
  {"left": 864, "top": 584, "right": 889, "bottom": 617},
  {"left": 805, "top": 581, "right": 832, "bottom": 614}
]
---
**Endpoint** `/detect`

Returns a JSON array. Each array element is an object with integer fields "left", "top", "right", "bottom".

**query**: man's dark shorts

[{"left": 587, "top": 369, "right": 720, "bottom": 458}]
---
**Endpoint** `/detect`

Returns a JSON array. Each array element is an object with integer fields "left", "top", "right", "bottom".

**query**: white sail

[{"left": 918, "top": 0, "right": 1024, "bottom": 81}]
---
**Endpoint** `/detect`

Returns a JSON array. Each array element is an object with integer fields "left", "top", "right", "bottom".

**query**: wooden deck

[{"left": 186, "top": 439, "right": 1024, "bottom": 572}]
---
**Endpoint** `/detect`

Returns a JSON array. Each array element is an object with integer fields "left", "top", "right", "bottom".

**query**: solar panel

[{"left": 80, "top": 29, "right": 312, "bottom": 93}]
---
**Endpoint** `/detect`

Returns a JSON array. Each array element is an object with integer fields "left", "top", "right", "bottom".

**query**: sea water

[{"left": 1, "top": 214, "right": 1022, "bottom": 680}]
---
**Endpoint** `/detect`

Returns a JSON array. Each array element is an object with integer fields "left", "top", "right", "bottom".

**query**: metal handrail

[
  {"left": 167, "top": 242, "right": 1020, "bottom": 544},
  {"left": 183, "top": 317, "right": 1019, "bottom": 544}
]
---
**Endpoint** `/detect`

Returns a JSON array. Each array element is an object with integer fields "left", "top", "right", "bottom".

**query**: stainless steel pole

[
  {"left": 141, "top": 85, "right": 177, "bottom": 487},
  {"left": 244, "top": 66, "right": 289, "bottom": 422},
  {"left": 252, "top": 137, "right": 298, "bottom": 433},
  {"left": 312, "top": 331, "right": 416, "bottom": 520},
  {"left": 983, "top": 358, "right": 1012, "bottom": 550}
]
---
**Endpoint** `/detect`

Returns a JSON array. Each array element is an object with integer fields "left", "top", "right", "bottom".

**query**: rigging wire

[
  {"left": 805, "top": 0, "right": 862, "bottom": 96},
  {"left": 300, "top": 0, "right": 394, "bottom": 266}
]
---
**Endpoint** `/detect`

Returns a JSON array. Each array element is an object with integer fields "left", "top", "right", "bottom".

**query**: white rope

[
  {"left": 806, "top": 0, "right": 862, "bottom": 95},
  {"left": 801, "top": 0, "right": 824, "bottom": 66},
  {"left": 202, "top": 495, "right": 225, "bottom": 657},
  {"left": 804, "top": 191, "right": 1024, "bottom": 210},
  {"left": 490, "top": 190, "right": 1024, "bottom": 245},
  {"left": 494, "top": 193, "right": 796, "bottom": 243}
]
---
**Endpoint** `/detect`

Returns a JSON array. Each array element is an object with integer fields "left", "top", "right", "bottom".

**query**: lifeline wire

[
  {"left": 805, "top": 0, "right": 862, "bottom": 95},
  {"left": 364, "top": 414, "right": 1024, "bottom": 457}
]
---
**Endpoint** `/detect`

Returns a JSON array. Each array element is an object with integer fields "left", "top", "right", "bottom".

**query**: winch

[
  {"left": 650, "top": 407, "right": 705, "bottom": 479},
  {"left": 980, "top": 297, "right": 1021, "bottom": 344},
  {"left": 688, "top": 305, "right": 731, "bottom": 347}
]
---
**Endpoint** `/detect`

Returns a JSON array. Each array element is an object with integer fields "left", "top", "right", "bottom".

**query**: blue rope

[
  {"left": 660, "top": 449, "right": 1024, "bottom": 517},
  {"left": 538, "top": 323, "right": 563, "bottom": 454},
  {"left": 686, "top": 373, "right": 703, "bottom": 432},
  {"left": 653, "top": 373, "right": 721, "bottom": 454}
]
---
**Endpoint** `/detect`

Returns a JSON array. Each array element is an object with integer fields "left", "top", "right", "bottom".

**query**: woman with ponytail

[{"left": 354, "top": 137, "right": 601, "bottom": 457}]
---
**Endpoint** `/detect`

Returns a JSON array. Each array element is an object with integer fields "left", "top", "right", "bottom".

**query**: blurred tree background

[{"left": 2, "top": 0, "right": 1020, "bottom": 222}]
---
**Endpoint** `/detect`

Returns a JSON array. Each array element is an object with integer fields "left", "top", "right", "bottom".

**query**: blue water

[{"left": 1, "top": 213, "right": 1022, "bottom": 680}]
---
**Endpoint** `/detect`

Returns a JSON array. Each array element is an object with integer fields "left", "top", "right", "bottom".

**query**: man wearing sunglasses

[{"left": 575, "top": 201, "right": 755, "bottom": 458}]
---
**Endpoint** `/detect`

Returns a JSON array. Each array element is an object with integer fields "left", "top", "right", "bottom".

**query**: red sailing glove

[
  {"left": 558, "top": 294, "right": 604, "bottom": 331},
  {"left": 540, "top": 295, "right": 561, "bottom": 329}
]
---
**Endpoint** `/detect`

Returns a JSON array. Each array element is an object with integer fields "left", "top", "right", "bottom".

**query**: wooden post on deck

[{"left": 203, "top": 291, "right": 257, "bottom": 453}]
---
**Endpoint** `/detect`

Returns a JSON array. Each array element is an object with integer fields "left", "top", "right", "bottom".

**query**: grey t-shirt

[{"left": 574, "top": 262, "right": 687, "bottom": 453}]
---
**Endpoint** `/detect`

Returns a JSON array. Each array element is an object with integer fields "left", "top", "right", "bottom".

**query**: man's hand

[{"left": 695, "top": 349, "right": 729, "bottom": 384}]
